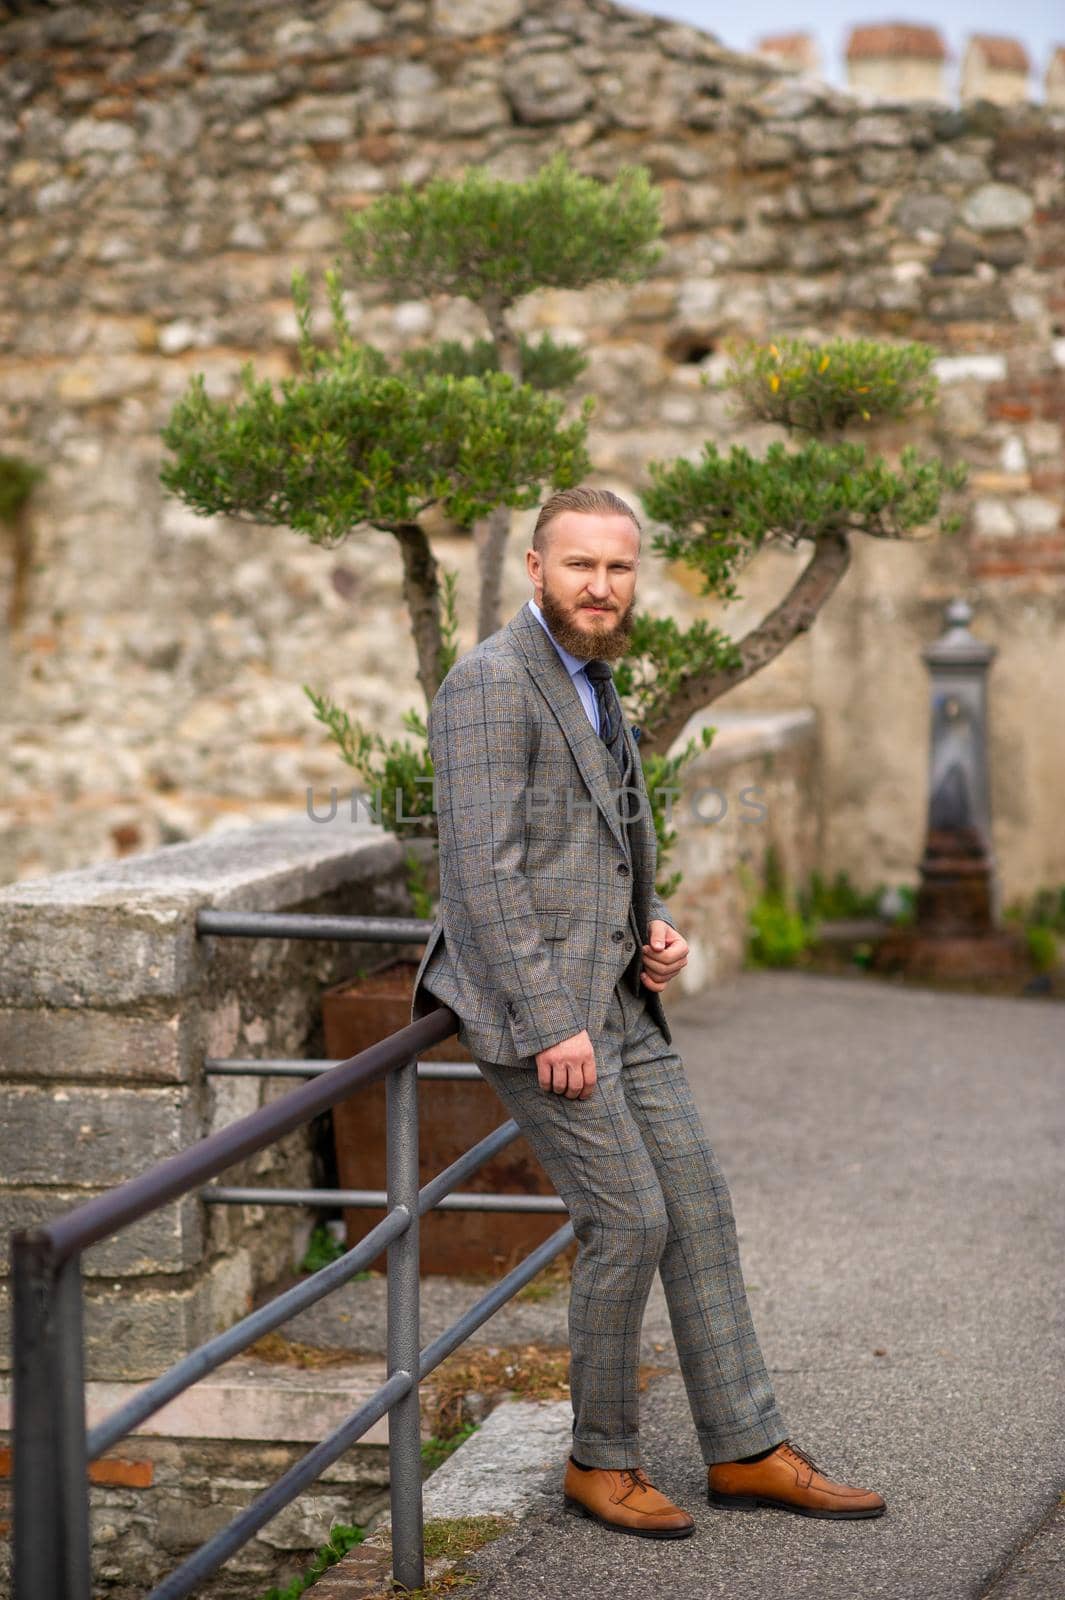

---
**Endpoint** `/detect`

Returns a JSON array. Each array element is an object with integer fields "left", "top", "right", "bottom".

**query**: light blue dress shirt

[{"left": 526, "top": 597, "right": 601, "bottom": 735}]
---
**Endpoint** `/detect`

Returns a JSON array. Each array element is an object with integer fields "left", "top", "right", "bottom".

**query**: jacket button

[
  {"left": 611, "top": 929, "right": 624, "bottom": 942},
  {"left": 624, "top": 939, "right": 634, "bottom": 952},
  {"left": 617, "top": 862, "right": 630, "bottom": 876}
]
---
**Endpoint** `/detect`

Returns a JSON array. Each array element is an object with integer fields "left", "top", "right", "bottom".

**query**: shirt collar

[{"left": 526, "top": 596, "right": 592, "bottom": 679}]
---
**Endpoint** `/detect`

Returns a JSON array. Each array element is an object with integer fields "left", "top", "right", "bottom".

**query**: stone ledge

[
  {"left": 669, "top": 706, "right": 818, "bottom": 770},
  {"left": 0, "top": 814, "right": 399, "bottom": 1006},
  {"left": 0, "top": 1357, "right": 394, "bottom": 1447}
]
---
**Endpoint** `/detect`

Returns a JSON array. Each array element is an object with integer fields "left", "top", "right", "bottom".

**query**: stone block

[
  {"left": 933, "top": 354, "right": 1008, "bottom": 384},
  {"left": 431, "top": 0, "right": 521, "bottom": 34},
  {"left": 0, "top": 902, "right": 201, "bottom": 1008},
  {"left": 0, "top": 816, "right": 398, "bottom": 1006},
  {"left": 0, "top": 1250, "right": 252, "bottom": 1380},
  {"left": 0, "top": 1085, "right": 200, "bottom": 1187},
  {"left": 961, "top": 183, "right": 1035, "bottom": 233},
  {"left": 502, "top": 52, "right": 592, "bottom": 124},
  {"left": 0, "top": 1006, "right": 196, "bottom": 1085},
  {"left": 0, "top": 1189, "right": 203, "bottom": 1278},
  {"left": 319, "top": 0, "right": 385, "bottom": 44}
]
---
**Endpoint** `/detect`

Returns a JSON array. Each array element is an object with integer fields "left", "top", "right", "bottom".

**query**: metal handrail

[{"left": 10, "top": 911, "right": 576, "bottom": 1600}]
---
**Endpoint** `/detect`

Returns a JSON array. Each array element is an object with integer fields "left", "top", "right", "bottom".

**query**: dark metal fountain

[{"left": 875, "top": 598, "right": 1027, "bottom": 981}]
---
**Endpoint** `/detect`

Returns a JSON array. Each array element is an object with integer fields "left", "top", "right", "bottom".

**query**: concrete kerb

[{"left": 315, "top": 1397, "right": 574, "bottom": 1598}]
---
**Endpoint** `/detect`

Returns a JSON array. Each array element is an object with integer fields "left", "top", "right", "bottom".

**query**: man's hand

[
  {"left": 640, "top": 920, "right": 689, "bottom": 992},
  {"left": 535, "top": 1029, "right": 597, "bottom": 1099}
]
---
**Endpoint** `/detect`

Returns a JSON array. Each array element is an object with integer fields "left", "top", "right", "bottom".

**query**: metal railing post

[
  {"left": 386, "top": 1054, "right": 425, "bottom": 1594},
  {"left": 12, "top": 1235, "right": 91, "bottom": 1600},
  {"left": 54, "top": 1254, "right": 93, "bottom": 1599}
]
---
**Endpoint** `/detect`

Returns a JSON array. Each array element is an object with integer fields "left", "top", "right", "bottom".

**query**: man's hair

[{"left": 531, "top": 485, "right": 642, "bottom": 557}]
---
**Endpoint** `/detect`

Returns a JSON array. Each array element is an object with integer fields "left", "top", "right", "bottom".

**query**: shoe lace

[
  {"left": 620, "top": 1467, "right": 654, "bottom": 1493},
  {"left": 780, "top": 1439, "right": 823, "bottom": 1475}
]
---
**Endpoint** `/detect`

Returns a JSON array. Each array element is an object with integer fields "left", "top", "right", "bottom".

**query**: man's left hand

[{"left": 639, "top": 920, "right": 688, "bottom": 992}]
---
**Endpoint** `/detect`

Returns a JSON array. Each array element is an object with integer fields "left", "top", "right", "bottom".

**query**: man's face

[{"left": 526, "top": 511, "right": 640, "bottom": 662}]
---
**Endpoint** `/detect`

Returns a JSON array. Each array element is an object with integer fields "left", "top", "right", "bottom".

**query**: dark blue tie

[{"left": 583, "top": 659, "right": 624, "bottom": 777}]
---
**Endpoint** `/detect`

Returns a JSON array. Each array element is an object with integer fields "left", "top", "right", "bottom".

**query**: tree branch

[
  {"left": 393, "top": 522, "right": 447, "bottom": 706},
  {"left": 474, "top": 293, "right": 522, "bottom": 642},
  {"left": 640, "top": 532, "right": 852, "bottom": 757}
]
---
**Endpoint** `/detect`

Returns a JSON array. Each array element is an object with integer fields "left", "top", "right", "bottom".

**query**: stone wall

[
  {"left": 666, "top": 708, "right": 820, "bottom": 988},
  {"left": 1, "top": 0, "right": 1063, "bottom": 910},
  {"left": 0, "top": 813, "right": 411, "bottom": 1383},
  {"left": 0, "top": 813, "right": 418, "bottom": 1596}
]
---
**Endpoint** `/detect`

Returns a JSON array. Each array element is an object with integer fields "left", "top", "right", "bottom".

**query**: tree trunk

[
  {"left": 473, "top": 296, "right": 522, "bottom": 642},
  {"left": 394, "top": 521, "right": 446, "bottom": 707},
  {"left": 640, "top": 532, "right": 852, "bottom": 758},
  {"left": 473, "top": 506, "right": 511, "bottom": 643}
]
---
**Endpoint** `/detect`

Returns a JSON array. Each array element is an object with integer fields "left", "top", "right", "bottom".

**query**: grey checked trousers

[{"left": 475, "top": 977, "right": 789, "bottom": 1469}]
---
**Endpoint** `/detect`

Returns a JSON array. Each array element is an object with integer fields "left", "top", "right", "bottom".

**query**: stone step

[{"left": 0, "top": 1355, "right": 394, "bottom": 1445}]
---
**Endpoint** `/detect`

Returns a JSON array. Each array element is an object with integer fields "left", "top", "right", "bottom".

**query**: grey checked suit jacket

[{"left": 410, "top": 600, "right": 676, "bottom": 1067}]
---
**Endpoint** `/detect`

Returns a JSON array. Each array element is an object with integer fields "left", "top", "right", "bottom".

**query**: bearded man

[{"left": 412, "top": 485, "right": 885, "bottom": 1536}]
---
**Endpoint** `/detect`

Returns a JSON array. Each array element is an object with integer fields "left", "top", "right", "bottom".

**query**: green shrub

[
  {"left": 744, "top": 846, "right": 816, "bottom": 968},
  {"left": 299, "top": 1224, "right": 348, "bottom": 1275},
  {"left": 257, "top": 1523, "right": 364, "bottom": 1600}
]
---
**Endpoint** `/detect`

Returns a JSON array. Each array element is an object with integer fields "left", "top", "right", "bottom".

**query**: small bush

[{"left": 257, "top": 1522, "right": 364, "bottom": 1600}]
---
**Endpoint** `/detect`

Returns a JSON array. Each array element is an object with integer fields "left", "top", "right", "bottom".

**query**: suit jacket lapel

[{"left": 507, "top": 603, "right": 630, "bottom": 856}]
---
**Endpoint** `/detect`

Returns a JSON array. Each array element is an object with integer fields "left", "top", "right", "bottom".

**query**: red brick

[
  {"left": 88, "top": 1457, "right": 153, "bottom": 1488},
  {"left": 0, "top": 1445, "right": 153, "bottom": 1489},
  {"left": 988, "top": 400, "right": 1033, "bottom": 421}
]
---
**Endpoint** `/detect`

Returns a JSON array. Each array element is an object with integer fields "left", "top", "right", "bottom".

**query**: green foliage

[
  {"left": 305, "top": 689, "right": 437, "bottom": 838},
  {"left": 743, "top": 846, "right": 817, "bottom": 968},
  {"left": 305, "top": 569, "right": 458, "bottom": 855},
  {"left": 340, "top": 150, "right": 662, "bottom": 308},
  {"left": 0, "top": 455, "right": 45, "bottom": 522},
  {"left": 638, "top": 728, "right": 716, "bottom": 900},
  {"left": 614, "top": 611, "right": 743, "bottom": 730},
  {"left": 1004, "top": 883, "right": 1065, "bottom": 972},
  {"left": 421, "top": 1421, "right": 479, "bottom": 1473},
  {"left": 722, "top": 335, "right": 940, "bottom": 434},
  {"left": 256, "top": 1523, "right": 365, "bottom": 1600},
  {"left": 404, "top": 846, "right": 434, "bottom": 921},
  {"left": 799, "top": 869, "right": 885, "bottom": 922},
  {"left": 646, "top": 437, "right": 967, "bottom": 602},
  {"left": 1026, "top": 884, "right": 1065, "bottom": 934},
  {"left": 399, "top": 332, "right": 587, "bottom": 391},
  {"left": 1026, "top": 925, "right": 1060, "bottom": 973},
  {"left": 298, "top": 1224, "right": 347, "bottom": 1275},
  {"left": 160, "top": 350, "right": 592, "bottom": 543}
]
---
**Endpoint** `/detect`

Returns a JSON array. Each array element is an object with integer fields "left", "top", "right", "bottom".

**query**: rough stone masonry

[{"left": 1, "top": 0, "right": 1063, "bottom": 900}]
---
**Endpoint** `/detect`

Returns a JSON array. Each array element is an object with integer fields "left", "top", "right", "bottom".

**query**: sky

[{"left": 626, "top": 2, "right": 1061, "bottom": 96}]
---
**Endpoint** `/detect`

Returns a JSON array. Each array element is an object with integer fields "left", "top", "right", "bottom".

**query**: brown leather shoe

[
  {"left": 564, "top": 1457, "right": 695, "bottom": 1538},
  {"left": 707, "top": 1440, "right": 885, "bottom": 1520}
]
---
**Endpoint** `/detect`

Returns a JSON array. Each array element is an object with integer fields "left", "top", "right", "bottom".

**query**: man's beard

[{"left": 538, "top": 583, "right": 636, "bottom": 661}]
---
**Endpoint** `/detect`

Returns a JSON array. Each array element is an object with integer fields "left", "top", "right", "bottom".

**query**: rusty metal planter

[{"left": 323, "top": 956, "right": 561, "bottom": 1274}]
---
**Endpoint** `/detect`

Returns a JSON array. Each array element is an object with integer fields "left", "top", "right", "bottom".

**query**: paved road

[{"left": 449, "top": 971, "right": 1065, "bottom": 1600}]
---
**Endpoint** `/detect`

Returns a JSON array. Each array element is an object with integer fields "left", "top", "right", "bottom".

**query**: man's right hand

[{"left": 535, "top": 1029, "right": 597, "bottom": 1099}]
